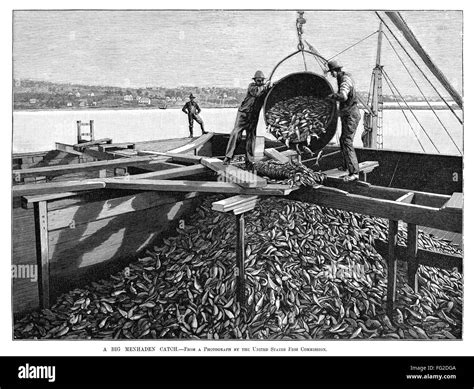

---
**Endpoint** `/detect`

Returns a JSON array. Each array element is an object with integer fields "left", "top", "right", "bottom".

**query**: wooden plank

[
  {"left": 48, "top": 197, "right": 197, "bottom": 255},
  {"left": 47, "top": 191, "right": 199, "bottom": 231},
  {"left": 13, "top": 180, "right": 107, "bottom": 197},
  {"left": 22, "top": 192, "right": 81, "bottom": 209},
  {"left": 323, "top": 161, "right": 379, "bottom": 179},
  {"left": 442, "top": 192, "right": 463, "bottom": 210},
  {"left": 98, "top": 143, "right": 135, "bottom": 152},
  {"left": 387, "top": 220, "right": 398, "bottom": 315},
  {"left": 73, "top": 138, "right": 112, "bottom": 149},
  {"left": 168, "top": 133, "right": 214, "bottom": 154},
  {"left": 233, "top": 201, "right": 258, "bottom": 215},
  {"left": 48, "top": 199, "right": 196, "bottom": 268},
  {"left": 264, "top": 148, "right": 290, "bottom": 163},
  {"left": 34, "top": 201, "right": 50, "bottom": 309},
  {"left": 374, "top": 240, "right": 463, "bottom": 273},
  {"left": 55, "top": 142, "right": 85, "bottom": 156},
  {"left": 235, "top": 213, "right": 246, "bottom": 304},
  {"left": 137, "top": 150, "right": 203, "bottom": 164},
  {"left": 396, "top": 192, "right": 414, "bottom": 203},
  {"left": 116, "top": 165, "right": 208, "bottom": 180},
  {"left": 104, "top": 178, "right": 292, "bottom": 196},
  {"left": 326, "top": 180, "right": 450, "bottom": 208},
  {"left": 407, "top": 223, "right": 419, "bottom": 292},
  {"left": 201, "top": 157, "right": 267, "bottom": 188},
  {"left": 212, "top": 195, "right": 259, "bottom": 212},
  {"left": 291, "top": 186, "right": 462, "bottom": 233},
  {"left": 13, "top": 155, "right": 171, "bottom": 178}
]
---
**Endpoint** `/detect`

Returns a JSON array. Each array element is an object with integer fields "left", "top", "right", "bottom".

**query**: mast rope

[
  {"left": 382, "top": 31, "right": 462, "bottom": 155},
  {"left": 381, "top": 70, "right": 426, "bottom": 152},
  {"left": 383, "top": 69, "right": 441, "bottom": 153},
  {"left": 327, "top": 30, "right": 379, "bottom": 61},
  {"left": 375, "top": 12, "right": 463, "bottom": 125}
]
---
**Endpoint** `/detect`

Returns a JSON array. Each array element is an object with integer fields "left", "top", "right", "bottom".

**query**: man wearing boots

[
  {"left": 182, "top": 93, "right": 207, "bottom": 137},
  {"left": 223, "top": 70, "right": 271, "bottom": 170},
  {"left": 327, "top": 60, "right": 361, "bottom": 182}
]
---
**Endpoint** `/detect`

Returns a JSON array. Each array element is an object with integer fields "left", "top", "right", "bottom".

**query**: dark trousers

[
  {"left": 225, "top": 111, "right": 258, "bottom": 162},
  {"left": 339, "top": 108, "right": 361, "bottom": 174},
  {"left": 188, "top": 114, "right": 205, "bottom": 135}
]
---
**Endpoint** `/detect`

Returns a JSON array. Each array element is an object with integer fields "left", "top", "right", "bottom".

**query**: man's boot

[{"left": 223, "top": 157, "right": 231, "bottom": 165}]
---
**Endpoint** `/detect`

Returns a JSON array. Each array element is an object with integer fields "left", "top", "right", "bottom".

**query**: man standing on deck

[
  {"left": 327, "top": 60, "right": 361, "bottom": 182},
  {"left": 223, "top": 70, "right": 271, "bottom": 170},
  {"left": 182, "top": 93, "right": 207, "bottom": 137}
]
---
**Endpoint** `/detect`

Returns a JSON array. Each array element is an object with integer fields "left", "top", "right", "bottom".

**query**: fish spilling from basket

[{"left": 265, "top": 96, "right": 334, "bottom": 151}]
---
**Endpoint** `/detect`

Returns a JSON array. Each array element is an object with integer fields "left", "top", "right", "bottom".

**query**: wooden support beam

[
  {"left": 326, "top": 180, "right": 450, "bottom": 208},
  {"left": 115, "top": 165, "right": 208, "bottom": 180},
  {"left": 290, "top": 186, "right": 462, "bottom": 233},
  {"left": 22, "top": 192, "right": 82, "bottom": 209},
  {"left": 73, "top": 138, "right": 112, "bottom": 150},
  {"left": 201, "top": 158, "right": 267, "bottom": 188},
  {"left": 396, "top": 192, "right": 415, "bottom": 203},
  {"left": 264, "top": 148, "right": 290, "bottom": 163},
  {"left": 98, "top": 143, "right": 136, "bottom": 152},
  {"left": 212, "top": 195, "right": 259, "bottom": 212},
  {"left": 233, "top": 201, "right": 258, "bottom": 215},
  {"left": 12, "top": 155, "right": 171, "bottom": 178},
  {"left": 167, "top": 133, "right": 214, "bottom": 154},
  {"left": 407, "top": 223, "right": 419, "bottom": 292},
  {"left": 442, "top": 192, "right": 463, "bottom": 210},
  {"left": 137, "top": 150, "right": 203, "bottom": 164},
  {"left": 13, "top": 180, "right": 107, "bottom": 197},
  {"left": 103, "top": 178, "right": 293, "bottom": 196},
  {"left": 374, "top": 240, "right": 463, "bottom": 273},
  {"left": 323, "top": 161, "right": 379, "bottom": 180},
  {"left": 387, "top": 220, "right": 399, "bottom": 315},
  {"left": 55, "top": 142, "right": 85, "bottom": 156},
  {"left": 236, "top": 213, "right": 246, "bottom": 305},
  {"left": 34, "top": 201, "right": 50, "bottom": 308}
]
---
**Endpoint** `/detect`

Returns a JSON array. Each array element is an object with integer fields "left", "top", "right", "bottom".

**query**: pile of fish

[
  {"left": 14, "top": 197, "right": 462, "bottom": 340},
  {"left": 254, "top": 160, "right": 326, "bottom": 187},
  {"left": 265, "top": 96, "right": 334, "bottom": 147}
]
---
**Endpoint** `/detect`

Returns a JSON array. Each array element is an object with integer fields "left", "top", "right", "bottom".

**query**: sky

[{"left": 13, "top": 10, "right": 463, "bottom": 97}]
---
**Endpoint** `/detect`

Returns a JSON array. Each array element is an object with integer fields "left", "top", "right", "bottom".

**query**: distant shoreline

[{"left": 13, "top": 103, "right": 461, "bottom": 113}]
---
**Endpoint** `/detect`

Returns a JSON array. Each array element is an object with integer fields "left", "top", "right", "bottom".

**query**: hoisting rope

[
  {"left": 296, "top": 11, "right": 308, "bottom": 71},
  {"left": 375, "top": 12, "right": 463, "bottom": 125},
  {"left": 327, "top": 31, "right": 379, "bottom": 61},
  {"left": 381, "top": 70, "right": 426, "bottom": 152},
  {"left": 383, "top": 69, "right": 441, "bottom": 153},
  {"left": 382, "top": 31, "right": 462, "bottom": 155}
]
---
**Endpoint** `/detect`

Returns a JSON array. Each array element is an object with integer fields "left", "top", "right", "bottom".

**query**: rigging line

[
  {"left": 382, "top": 31, "right": 462, "bottom": 155},
  {"left": 381, "top": 70, "right": 426, "bottom": 152},
  {"left": 327, "top": 31, "right": 379, "bottom": 61},
  {"left": 375, "top": 12, "right": 463, "bottom": 125},
  {"left": 383, "top": 69, "right": 440, "bottom": 153},
  {"left": 388, "top": 156, "right": 401, "bottom": 187},
  {"left": 304, "top": 40, "right": 329, "bottom": 73}
]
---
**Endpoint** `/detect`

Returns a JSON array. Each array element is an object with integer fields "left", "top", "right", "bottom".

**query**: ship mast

[{"left": 364, "top": 22, "right": 384, "bottom": 149}]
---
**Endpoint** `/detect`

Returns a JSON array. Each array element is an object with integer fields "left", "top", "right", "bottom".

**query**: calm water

[{"left": 12, "top": 108, "right": 463, "bottom": 155}]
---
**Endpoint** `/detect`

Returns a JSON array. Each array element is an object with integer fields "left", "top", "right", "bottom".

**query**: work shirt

[
  {"left": 334, "top": 72, "right": 358, "bottom": 114},
  {"left": 182, "top": 101, "right": 201, "bottom": 115},
  {"left": 238, "top": 82, "right": 270, "bottom": 116}
]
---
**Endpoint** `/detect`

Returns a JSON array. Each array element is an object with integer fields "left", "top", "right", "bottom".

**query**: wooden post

[
  {"left": 76, "top": 121, "right": 82, "bottom": 144},
  {"left": 407, "top": 223, "right": 419, "bottom": 292},
  {"left": 386, "top": 219, "right": 398, "bottom": 315},
  {"left": 34, "top": 201, "right": 50, "bottom": 309},
  {"left": 89, "top": 120, "right": 94, "bottom": 141},
  {"left": 235, "top": 213, "right": 246, "bottom": 305}
]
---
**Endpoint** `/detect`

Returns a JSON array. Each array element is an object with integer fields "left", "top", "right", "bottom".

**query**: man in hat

[
  {"left": 182, "top": 93, "right": 207, "bottom": 137},
  {"left": 327, "top": 60, "right": 361, "bottom": 182},
  {"left": 223, "top": 70, "right": 271, "bottom": 169}
]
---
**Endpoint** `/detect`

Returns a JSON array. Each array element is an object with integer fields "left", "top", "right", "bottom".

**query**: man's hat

[
  {"left": 326, "top": 60, "right": 343, "bottom": 72},
  {"left": 253, "top": 70, "right": 266, "bottom": 80},
  {"left": 189, "top": 93, "right": 195, "bottom": 99}
]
